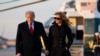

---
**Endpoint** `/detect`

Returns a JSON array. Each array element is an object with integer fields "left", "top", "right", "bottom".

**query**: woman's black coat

[{"left": 48, "top": 22, "right": 73, "bottom": 56}]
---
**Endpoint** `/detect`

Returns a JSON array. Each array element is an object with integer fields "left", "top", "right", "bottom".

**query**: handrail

[{"left": 0, "top": 0, "right": 46, "bottom": 12}]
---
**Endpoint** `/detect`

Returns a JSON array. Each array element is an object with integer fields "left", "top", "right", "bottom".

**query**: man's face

[{"left": 26, "top": 13, "right": 35, "bottom": 23}]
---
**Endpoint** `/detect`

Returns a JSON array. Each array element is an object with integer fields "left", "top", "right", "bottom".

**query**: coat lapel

[
  {"left": 53, "top": 25, "right": 61, "bottom": 37},
  {"left": 24, "top": 21, "right": 30, "bottom": 35},
  {"left": 34, "top": 21, "right": 36, "bottom": 31}
]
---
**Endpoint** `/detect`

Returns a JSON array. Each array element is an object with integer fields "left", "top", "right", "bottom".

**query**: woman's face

[{"left": 54, "top": 14, "right": 62, "bottom": 24}]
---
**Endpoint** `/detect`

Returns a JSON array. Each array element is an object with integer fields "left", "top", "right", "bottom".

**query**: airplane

[{"left": 0, "top": 36, "right": 8, "bottom": 49}]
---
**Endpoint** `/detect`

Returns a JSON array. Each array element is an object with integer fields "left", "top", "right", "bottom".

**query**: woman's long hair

[{"left": 54, "top": 11, "right": 72, "bottom": 25}]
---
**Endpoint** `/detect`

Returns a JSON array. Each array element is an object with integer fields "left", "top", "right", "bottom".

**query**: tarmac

[{"left": 0, "top": 45, "right": 83, "bottom": 56}]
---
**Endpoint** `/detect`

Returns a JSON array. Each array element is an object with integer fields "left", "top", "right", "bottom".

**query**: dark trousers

[
  {"left": 33, "top": 51, "right": 41, "bottom": 56},
  {"left": 22, "top": 50, "right": 41, "bottom": 56},
  {"left": 62, "top": 50, "right": 71, "bottom": 56}
]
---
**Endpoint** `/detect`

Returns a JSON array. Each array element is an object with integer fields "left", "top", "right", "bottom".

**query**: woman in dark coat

[{"left": 48, "top": 12, "right": 73, "bottom": 56}]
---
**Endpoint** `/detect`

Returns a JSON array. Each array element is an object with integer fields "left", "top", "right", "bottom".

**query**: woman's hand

[{"left": 45, "top": 50, "right": 49, "bottom": 55}]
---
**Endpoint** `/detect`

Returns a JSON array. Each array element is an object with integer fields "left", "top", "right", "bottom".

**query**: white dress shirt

[{"left": 28, "top": 22, "right": 34, "bottom": 30}]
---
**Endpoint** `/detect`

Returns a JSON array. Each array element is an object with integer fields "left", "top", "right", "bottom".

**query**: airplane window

[{"left": 81, "top": 2, "right": 87, "bottom": 6}]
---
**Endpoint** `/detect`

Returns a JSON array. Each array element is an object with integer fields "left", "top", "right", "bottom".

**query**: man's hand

[
  {"left": 16, "top": 53, "right": 21, "bottom": 56},
  {"left": 65, "top": 47, "right": 68, "bottom": 50}
]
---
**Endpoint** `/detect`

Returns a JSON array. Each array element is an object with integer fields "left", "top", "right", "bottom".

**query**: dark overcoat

[
  {"left": 16, "top": 21, "right": 48, "bottom": 56},
  {"left": 48, "top": 22, "right": 73, "bottom": 56}
]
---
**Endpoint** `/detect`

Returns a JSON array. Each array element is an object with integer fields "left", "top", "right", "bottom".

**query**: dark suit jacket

[{"left": 16, "top": 21, "right": 48, "bottom": 56}]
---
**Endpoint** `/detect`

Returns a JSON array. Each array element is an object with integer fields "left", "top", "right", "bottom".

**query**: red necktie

[{"left": 30, "top": 23, "right": 34, "bottom": 34}]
